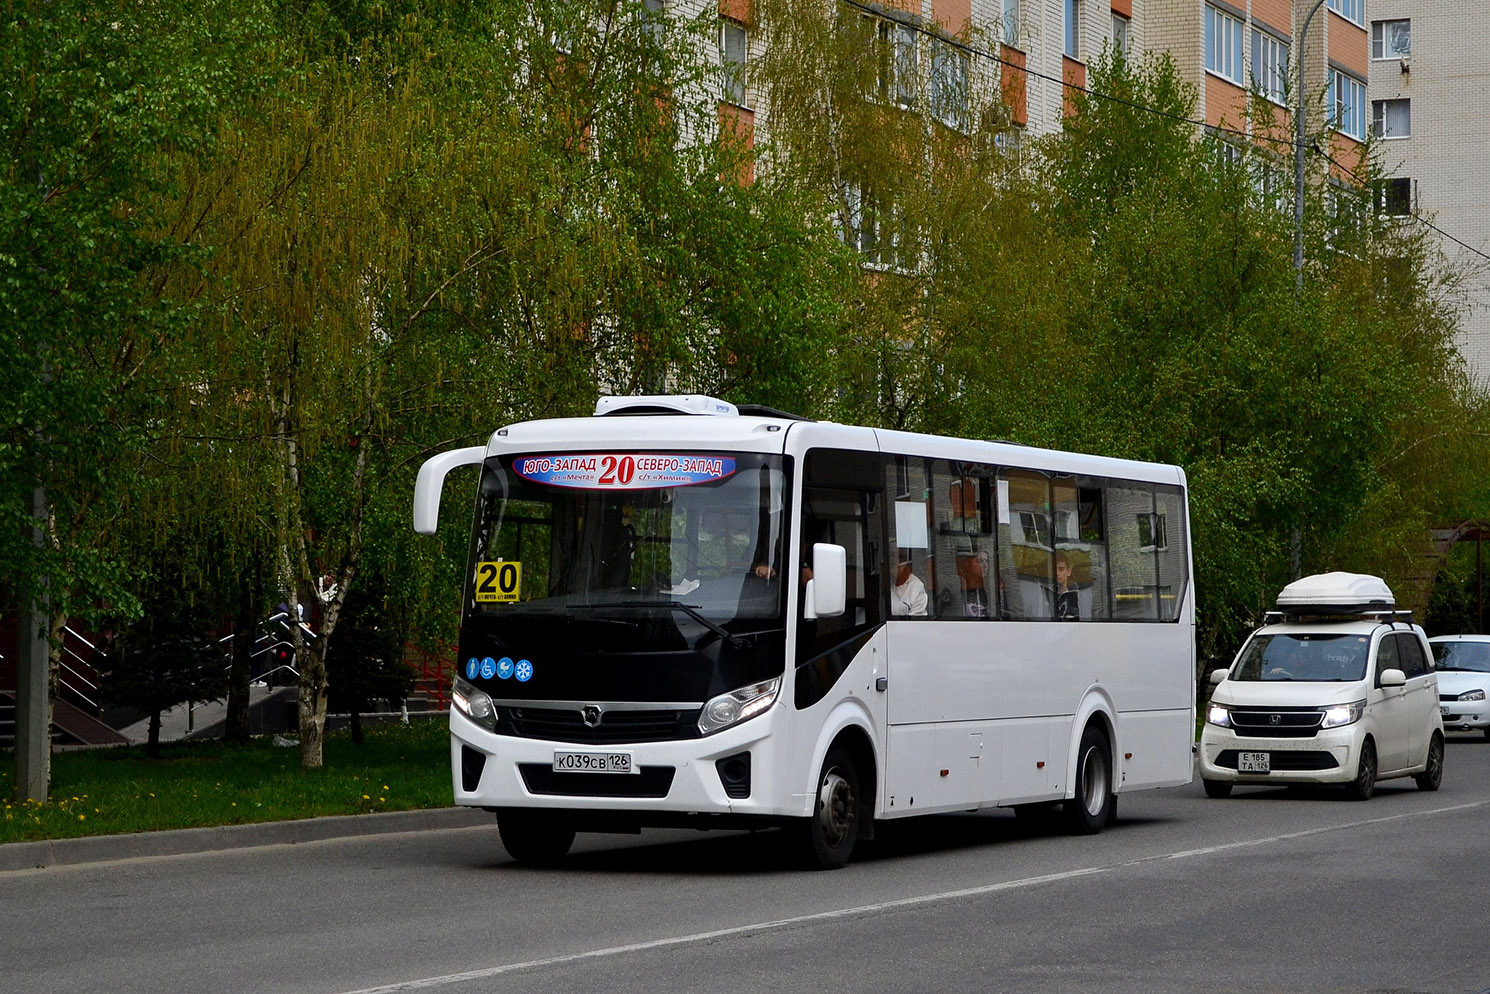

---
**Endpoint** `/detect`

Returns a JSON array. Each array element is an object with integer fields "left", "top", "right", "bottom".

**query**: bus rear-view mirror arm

[{"left": 413, "top": 445, "right": 487, "bottom": 535}]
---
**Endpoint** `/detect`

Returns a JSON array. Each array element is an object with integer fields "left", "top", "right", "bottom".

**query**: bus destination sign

[{"left": 514, "top": 453, "right": 737, "bottom": 490}]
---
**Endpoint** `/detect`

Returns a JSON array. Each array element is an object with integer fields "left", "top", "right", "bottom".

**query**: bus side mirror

[
  {"left": 1209, "top": 668, "right": 1228, "bottom": 686},
  {"left": 413, "top": 446, "right": 487, "bottom": 534},
  {"left": 808, "top": 543, "right": 847, "bottom": 619}
]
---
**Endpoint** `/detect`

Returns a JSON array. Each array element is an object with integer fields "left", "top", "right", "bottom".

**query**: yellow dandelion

[
  {"left": 379, "top": 797, "right": 385, "bottom": 802},
  {"left": 362, "top": 794, "right": 370, "bottom": 800},
  {"left": 78, "top": 814, "right": 86, "bottom": 821},
  {"left": 382, "top": 785, "right": 389, "bottom": 791}
]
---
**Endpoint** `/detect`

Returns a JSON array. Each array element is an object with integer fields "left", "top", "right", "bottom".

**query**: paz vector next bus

[{"left": 413, "top": 395, "right": 1195, "bottom": 869}]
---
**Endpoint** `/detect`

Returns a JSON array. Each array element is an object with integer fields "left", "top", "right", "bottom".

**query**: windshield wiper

[{"left": 585, "top": 600, "right": 746, "bottom": 648}]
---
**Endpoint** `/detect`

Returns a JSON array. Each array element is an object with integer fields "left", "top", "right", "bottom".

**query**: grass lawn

[{"left": 1, "top": 718, "right": 453, "bottom": 845}]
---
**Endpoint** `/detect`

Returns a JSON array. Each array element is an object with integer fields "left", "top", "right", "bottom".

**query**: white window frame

[
  {"left": 1327, "top": 0, "right": 1363, "bottom": 27},
  {"left": 1003, "top": 0, "right": 1020, "bottom": 47},
  {"left": 1371, "top": 98, "right": 1410, "bottom": 139},
  {"left": 1371, "top": 19, "right": 1410, "bottom": 60},
  {"left": 1249, "top": 28, "right": 1288, "bottom": 105},
  {"left": 1111, "top": 13, "right": 1129, "bottom": 56},
  {"left": 720, "top": 19, "right": 748, "bottom": 107},
  {"left": 930, "top": 39, "right": 970, "bottom": 131},
  {"left": 1204, "top": 5, "right": 1244, "bottom": 85},
  {"left": 1375, "top": 176, "right": 1412, "bottom": 217},
  {"left": 1330, "top": 70, "right": 1366, "bottom": 141}
]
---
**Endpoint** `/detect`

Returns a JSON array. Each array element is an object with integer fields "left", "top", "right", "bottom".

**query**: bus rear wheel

[
  {"left": 1064, "top": 724, "right": 1115, "bottom": 835},
  {"left": 497, "top": 810, "right": 575, "bottom": 866},
  {"left": 801, "top": 747, "right": 860, "bottom": 870}
]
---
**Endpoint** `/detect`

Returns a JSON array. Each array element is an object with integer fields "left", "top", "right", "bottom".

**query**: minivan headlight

[
  {"left": 1457, "top": 689, "right": 1487, "bottom": 702},
  {"left": 1206, "top": 703, "right": 1232, "bottom": 728},
  {"left": 1320, "top": 700, "right": 1366, "bottom": 729},
  {"left": 452, "top": 676, "right": 498, "bottom": 731},
  {"left": 699, "top": 677, "right": 780, "bottom": 736}
]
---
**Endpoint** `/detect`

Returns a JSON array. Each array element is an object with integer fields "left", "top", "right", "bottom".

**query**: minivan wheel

[
  {"left": 1346, "top": 738, "right": 1377, "bottom": 801},
  {"left": 1202, "top": 778, "right": 1232, "bottom": 799},
  {"left": 1414, "top": 733, "right": 1444, "bottom": 791}
]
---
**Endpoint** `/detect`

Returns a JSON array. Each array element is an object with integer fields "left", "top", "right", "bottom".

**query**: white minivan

[{"left": 1199, "top": 572, "right": 1444, "bottom": 800}]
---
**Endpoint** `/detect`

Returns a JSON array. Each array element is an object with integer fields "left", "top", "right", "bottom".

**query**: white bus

[{"left": 413, "top": 395, "right": 1195, "bottom": 868}]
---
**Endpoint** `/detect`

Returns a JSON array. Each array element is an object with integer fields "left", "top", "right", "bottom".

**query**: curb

[{"left": 0, "top": 806, "right": 493, "bottom": 872}]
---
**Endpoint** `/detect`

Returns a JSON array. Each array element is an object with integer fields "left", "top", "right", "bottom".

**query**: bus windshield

[
  {"left": 1230, "top": 633, "right": 1370, "bottom": 682},
  {"left": 466, "top": 452, "right": 789, "bottom": 633}
]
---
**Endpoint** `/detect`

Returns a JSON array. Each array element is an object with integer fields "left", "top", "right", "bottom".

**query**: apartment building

[{"left": 1367, "top": 1, "right": 1490, "bottom": 383}]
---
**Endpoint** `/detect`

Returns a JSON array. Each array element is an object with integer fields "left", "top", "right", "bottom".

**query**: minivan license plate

[
  {"left": 553, "top": 751, "right": 633, "bottom": 774},
  {"left": 1238, "top": 751, "right": 1270, "bottom": 773}
]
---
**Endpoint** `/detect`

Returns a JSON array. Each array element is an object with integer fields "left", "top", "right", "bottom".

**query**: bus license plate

[
  {"left": 553, "top": 751, "right": 633, "bottom": 774},
  {"left": 1238, "top": 752, "right": 1270, "bottom": 773}
]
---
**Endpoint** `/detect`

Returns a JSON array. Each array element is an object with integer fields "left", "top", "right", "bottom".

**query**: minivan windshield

[
  {"left": 1432, "top": 640, "right": 1490, "bottom": 673},
  {"left": 1231, "top": 633, "right": 1370, "bottom": 682}
]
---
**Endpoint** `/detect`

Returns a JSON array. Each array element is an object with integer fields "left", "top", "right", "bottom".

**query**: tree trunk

[{"left": 297, "top": 640, "right": 329, "bottom": 769}]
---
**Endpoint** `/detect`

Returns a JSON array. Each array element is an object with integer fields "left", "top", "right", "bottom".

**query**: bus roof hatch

[{"left": 594, "top": 395, "right": 738, "bottom": 417}]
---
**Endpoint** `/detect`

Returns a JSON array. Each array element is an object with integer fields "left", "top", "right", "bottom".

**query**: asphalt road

[{"left": 5, "top": 735, "right": 1490, "bottom": 994}]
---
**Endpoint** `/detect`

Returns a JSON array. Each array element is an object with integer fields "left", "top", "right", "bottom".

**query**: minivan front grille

[{"left": 1226, "top": 707, "right": 1325, "bottom": 738}]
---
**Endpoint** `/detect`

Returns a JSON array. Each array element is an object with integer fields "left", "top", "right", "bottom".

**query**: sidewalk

[{"left": 0, "top": 806, "right": 492, "bottom": 873}]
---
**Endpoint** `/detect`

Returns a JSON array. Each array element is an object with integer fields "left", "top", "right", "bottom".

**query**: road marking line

[{"left": 333, "top": 798, "right": 1490, "bottom": 994}]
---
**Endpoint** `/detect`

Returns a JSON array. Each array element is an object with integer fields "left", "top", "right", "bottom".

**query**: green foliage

[{"left": 0, "top": 719, "right": 450, "bottom": 843}]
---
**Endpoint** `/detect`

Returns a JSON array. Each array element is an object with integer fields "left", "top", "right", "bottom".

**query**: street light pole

[{"left": 1293, "top": 0, "right": 1329, "bottom": 290}]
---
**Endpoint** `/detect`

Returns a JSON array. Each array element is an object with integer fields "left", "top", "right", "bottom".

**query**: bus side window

[
  {"left": 887, "top": 455, "right": 934, "bottom": 618},
  {"left": 1153, "top": 484, "right": 1188, "bottom": 621},
  {"left": 1107, "top": 483, "right": 1160, "bottom": 620},
  {"left": 996, "top": 468, "right": 1052, "bottom": 620},
  {"left": 933, "top": 461, "right": 993, "bottom": 619}
]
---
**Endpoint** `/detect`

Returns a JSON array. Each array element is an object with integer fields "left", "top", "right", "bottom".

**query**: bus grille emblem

[{"left": 582, "top": 705, "right": 602, "bottom": 727}]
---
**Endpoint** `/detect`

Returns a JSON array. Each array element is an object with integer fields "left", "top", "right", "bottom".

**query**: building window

[
  {"left": 1372, "top": 98, "right": 1410, "bottom": 139},
  {"left": 1065, "top": 0, "right": 1080, "bottom": 59},
  {"left": 1204, "top": 5, "right": 1243, "bottom": 85},
  {"left": 1327, "top": 0, "right": 1363, "bottom": 27},
  {"left": 1375, "top": 176, "right": 1412, "bottom": 216},
  {"left": 1250, "top": 29, "right": 1288, "bottom": 105},
  {"left": 866, "top": 16, "right": 918, "bottom": 107},
  {"left": 1111, "top": 13, "right": 1129, "bottom": 56},
  {"left": 1372, "top": 19, "right": 1410, "bottom": 59},
  {"left": 1330, "top": 70, "right": 1365, "bottom": 140},
  {"left": 930, "top": 39, "right": 971, "bottom": 131},
  {"left": 720, "top": 19, "right": 748, "bottom": 106},
  {"left": 1003, "top": 0, "right": 1019, "bottom": 46}
]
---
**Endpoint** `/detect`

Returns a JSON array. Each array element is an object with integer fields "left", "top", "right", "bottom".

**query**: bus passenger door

[{"left": 794, "top": 453, "right": 889, "bottom": 779}]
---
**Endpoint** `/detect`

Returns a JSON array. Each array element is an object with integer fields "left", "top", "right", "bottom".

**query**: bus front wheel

[
  {"left": 497, "top": 810, "right": 575, "bottom": 866},
  {"left": 801, "top": 747, "right": 860, "bottom": 870},
  {"left": 1064, "top": 724, "right": 1115, "bottom": 835}
]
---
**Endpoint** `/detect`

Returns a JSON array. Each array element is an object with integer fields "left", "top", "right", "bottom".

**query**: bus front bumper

[{"left": 448, "top": 706, "right": 804, "bottom": 821}]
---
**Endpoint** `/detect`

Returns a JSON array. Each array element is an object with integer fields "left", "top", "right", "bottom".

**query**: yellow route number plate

[{"left": 474, "top": 561, "right": 522, "bottom": 602}]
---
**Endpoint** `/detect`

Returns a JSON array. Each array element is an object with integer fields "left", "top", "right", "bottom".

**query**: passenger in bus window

[
  {"left": 1054, "top": 553, "right": 1079, "bottom": 621},
  {"left": 955, "top": 549, "right": 991, "bottom": 618},
  {"left": 891, "top": 550, "right": 929, "bottom": 617}
]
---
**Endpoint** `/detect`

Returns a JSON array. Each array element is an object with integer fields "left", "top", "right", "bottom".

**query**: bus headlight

[
  {"left": 1320, "top": 700, "right": 1366, "bottom": 729},
  {"left": 452, "top": 677, "right": 498, "bottom": 731},
  {"left": 1206, "top": 703, "right": 1231, "bottom": 728},
  {"left": 699, "top": 677, "right": 780, "bottom": 736},
  {"left": 1457, "top": 689, "right": 1487, "bottom": 702}
]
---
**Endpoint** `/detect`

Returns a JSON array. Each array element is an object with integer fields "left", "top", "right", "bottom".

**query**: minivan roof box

[{"left": 1272, "top": 571, "right": 1399, "bottom": 619}]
